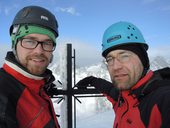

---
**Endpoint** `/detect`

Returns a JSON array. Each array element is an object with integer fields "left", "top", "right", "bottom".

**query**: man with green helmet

[
  {"left": 77, "top": 21, "right": 170, "bottom": 127},
  {"left": 0, "top": 6, "right": 60, "bottom": 127}
]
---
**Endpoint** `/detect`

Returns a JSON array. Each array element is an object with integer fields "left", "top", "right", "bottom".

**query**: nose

[
  {"left": 33, "top": 43, "right": 44, "bottom": 53},
  {"left": 112, "top": 59, "right": 123, "bottom": 70}
]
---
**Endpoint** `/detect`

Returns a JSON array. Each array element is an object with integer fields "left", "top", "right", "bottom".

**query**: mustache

[{"left": 26, "top": 54, "right": 48, "bottom": 60}]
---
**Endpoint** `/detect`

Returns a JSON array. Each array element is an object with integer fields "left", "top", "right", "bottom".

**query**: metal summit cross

[{"left": 49, "top": 44, "right": 103, "bottom": 128}]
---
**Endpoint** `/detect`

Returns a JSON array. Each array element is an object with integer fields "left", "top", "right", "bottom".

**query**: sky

[{"left": 0, "top": 0, "right": 170, "bottom": 67}]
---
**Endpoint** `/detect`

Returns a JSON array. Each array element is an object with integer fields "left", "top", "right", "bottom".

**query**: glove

[
  {"left": 76, "top": 76, "right": 119, "bottom": 100},
  {"left": 45, "top": 83, "right": 58, "bottom": 97},
  {"left": 76, "top": 76, "right": 97, "bottom": 89},
  {"left": 76, "top": 76, "right": 118, "bottom": 94}
]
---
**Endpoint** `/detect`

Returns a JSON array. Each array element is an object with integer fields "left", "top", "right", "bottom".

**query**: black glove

[
  {"left": 76, "top": 76, "right": 118, "bottom": 95},
  {"left": 45, "top": 83, "right": 58, "bottom": 97},
  {"left": 76, "top": 76, "right": 97, "bottom": 89}
]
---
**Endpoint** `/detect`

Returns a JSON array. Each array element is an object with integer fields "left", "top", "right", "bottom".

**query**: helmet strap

[
  {"left": 11, "top": 25, "right": 21, "bottom": 61},
  {"left": 50, "top": 54, "right": 53, "bottom": 63}
]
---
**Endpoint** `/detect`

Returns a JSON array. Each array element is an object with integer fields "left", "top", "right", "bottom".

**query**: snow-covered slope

[
  {"left": 49, "top": 55, "right": 170, "bottom": 128},
  {"left": 150, "top": 56, "right": 170, "bottom": 70}
]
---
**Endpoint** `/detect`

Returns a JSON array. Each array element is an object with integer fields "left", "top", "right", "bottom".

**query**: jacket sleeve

[
  {"left": 0, "top": 92, "right": 18, "bottom": 128},
  {"left": 157, "top": 81, "right": 170, "bottom": 128},
  {"left": 92, "top": 78, "right": 119, "bottom": 107},
  {"left": 146, "top": 78, "right": 170, "bottom": 128},
  {"left": 93, "top": 78, "right": 119, "bottom": 98},
  {"left": 0, "top": 69, "right": 20, "bottom": 128}
]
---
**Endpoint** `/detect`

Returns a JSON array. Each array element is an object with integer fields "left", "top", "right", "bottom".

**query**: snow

[
  {"left": 52, "top": 97, "right": 115, "bottom": 128},
  {"left": 49, "top": 44, "right": 170, "bottom": 128},
  {"left": 75, "top": 96, "right": 115, "bottom": 128},
  {"left": 76, "top": 110, "right": 115, "bottom": 128}
]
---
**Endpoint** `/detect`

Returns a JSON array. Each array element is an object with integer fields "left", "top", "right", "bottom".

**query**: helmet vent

[{"left": 127, "top": 25, "right": 136, "bottom": 31}]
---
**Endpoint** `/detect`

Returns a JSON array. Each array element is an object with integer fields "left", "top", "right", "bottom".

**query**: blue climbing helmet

[{"left": 102, "top": 21, "right": 148, "bottom": 57}]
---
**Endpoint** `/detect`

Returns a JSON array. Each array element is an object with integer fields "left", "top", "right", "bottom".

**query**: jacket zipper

[{"left": 24, "top": 104, "right": 46, "bottom": 128}]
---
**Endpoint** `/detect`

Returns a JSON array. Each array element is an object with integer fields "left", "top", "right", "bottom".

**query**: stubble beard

[{"left": 24, "top": 54, "right": 49, "bottom": 75}]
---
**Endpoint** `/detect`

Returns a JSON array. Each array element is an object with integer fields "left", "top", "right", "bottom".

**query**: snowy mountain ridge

[{"left": 50, "top": 55, "right": 170, "bottom": 83}]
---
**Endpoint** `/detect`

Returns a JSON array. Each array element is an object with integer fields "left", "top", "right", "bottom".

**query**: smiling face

[
  {"left": 106, "top": 49, "right": 144, "bottom": 91},
  {"left": 16, "top": 33, "right": 54, "bottom": 75}
]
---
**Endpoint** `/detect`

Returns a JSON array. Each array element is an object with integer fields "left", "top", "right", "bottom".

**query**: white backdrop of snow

[{"left": 48, "top": 45, "right": 170, "bottom": 128}]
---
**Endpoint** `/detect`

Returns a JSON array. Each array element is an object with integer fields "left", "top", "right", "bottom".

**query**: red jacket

[
  {"left": 0, "top": 52, "right": 60, "bottom": 128},
  {"left": 107, "top": 69, "right": 170, "bottom": 128}
]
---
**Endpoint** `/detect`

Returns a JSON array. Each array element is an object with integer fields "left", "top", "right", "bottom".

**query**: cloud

[
  {"left": 53, "top": 38, "right": 102, "bottom": 67},
  {"left": 52, "top": 37, "right": 170, "bottom": 67},
  {"left": 148, "top": 46, "right": 170, "bottom": 61},
  {"left": 55, "top": 7, "right": 80, "bottom": 16},
  {"left": 3, "top": 4, "right": 18, "bottom": 16}
]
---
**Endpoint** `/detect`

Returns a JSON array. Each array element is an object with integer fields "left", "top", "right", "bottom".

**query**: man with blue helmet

[{"left": 77, "top": 21, "right": 170, "bottom": 128}]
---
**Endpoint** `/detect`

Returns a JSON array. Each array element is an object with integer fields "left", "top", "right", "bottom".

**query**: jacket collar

[
  {"left": 3, "top": 51, "right": 55, "bottom": 93},
  {"left": 121, "top": 70, "right": 154, "bottom": 100}
]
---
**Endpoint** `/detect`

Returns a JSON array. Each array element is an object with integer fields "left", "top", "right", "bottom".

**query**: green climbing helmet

[{"left": 102, "top": 21, "right": 148, "bottom": 57}]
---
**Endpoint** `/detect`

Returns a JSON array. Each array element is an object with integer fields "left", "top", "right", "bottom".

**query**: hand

[
  {"left": 45, "top": 83, "right": 58, "bottom": 97},
  {"left": 76, "top": 76, "right": 97, "bottom": 89},
  {"left": 76, "top": 76, "right": 112, "bottom": 92},
  {"left": 76, "top": 76, "right": 119, "bottom": 100}
]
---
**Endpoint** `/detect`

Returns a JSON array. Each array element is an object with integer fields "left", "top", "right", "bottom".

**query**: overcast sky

[{"left": 0, "top": 0, "right": 170, "bottom": 67}]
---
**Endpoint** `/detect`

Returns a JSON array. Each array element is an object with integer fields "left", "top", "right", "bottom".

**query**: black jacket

[{"left": 107, "top": 67, "right": 170, "bottom": 128}]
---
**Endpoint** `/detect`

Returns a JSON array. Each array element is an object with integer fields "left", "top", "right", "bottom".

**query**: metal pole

[
  {"left": 73, "top": 49, "right": 76, "bottom": 128},
  {"left": 67, "top": 44, "right": 72, "bottom": 128}
]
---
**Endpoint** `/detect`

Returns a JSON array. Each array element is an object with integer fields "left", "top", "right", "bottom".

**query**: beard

[
  {"left": 23, "top": 54, "right": 50, "bottom": 75},
  {"left": 111, "top": 75, "right": 132, "bottom": 91}
]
